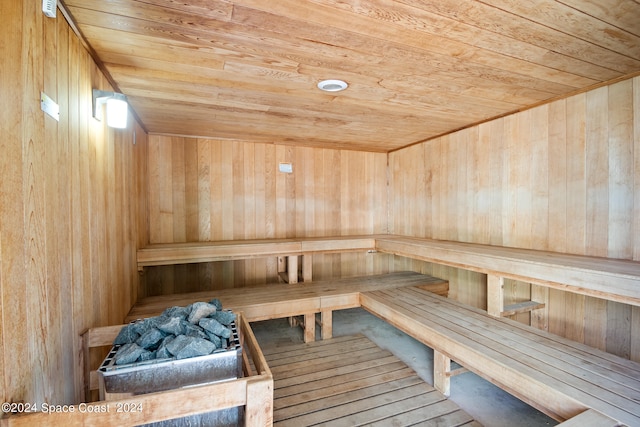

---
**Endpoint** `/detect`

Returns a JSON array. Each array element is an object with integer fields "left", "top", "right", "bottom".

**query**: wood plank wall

[
  {"left": 0, "top": 1, "right": 147, "bottom": 405},
  {"left": 142, "top": 136, "right": 390, "bottom": 296},
  {"left": 389, "top": 76, "right": 640, "bottom": 362}
]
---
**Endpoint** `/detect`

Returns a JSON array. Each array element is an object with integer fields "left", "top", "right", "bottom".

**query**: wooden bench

[
  {"left": 359, "top": 285, "right": 640, "bottom": 426},
  {"left": 136, "top": 234, "right": 640, "bottom": 308},
  {"left": 126, "top": 272, "right": 449, "bottom": 342},
  {"left": 137, "top": 236, "right": 379, "bottom": 283},
  {"left": 375, "top": 235, "right": 640, "bottom": 309}
]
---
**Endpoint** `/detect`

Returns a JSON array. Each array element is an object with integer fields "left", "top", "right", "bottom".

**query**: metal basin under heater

[{"left": 98, "top": 321, "right": 242, "bottom": 426}]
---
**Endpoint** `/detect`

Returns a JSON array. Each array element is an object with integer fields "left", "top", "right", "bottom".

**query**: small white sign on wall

[{"left": 279, "top": 162, "right": 293, "bottom": 173}]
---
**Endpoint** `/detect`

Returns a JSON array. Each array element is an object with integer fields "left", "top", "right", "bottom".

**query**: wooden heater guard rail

[{"left": 0, "top": 313, "right": 273, "bottom": 427}]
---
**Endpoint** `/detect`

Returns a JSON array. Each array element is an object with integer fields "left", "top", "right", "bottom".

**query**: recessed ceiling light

[{"left": 317, "top": 79, "right": 348, "bottom": 92}]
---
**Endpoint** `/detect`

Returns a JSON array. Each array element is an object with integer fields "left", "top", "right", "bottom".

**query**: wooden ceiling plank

[
  {"left": 110, "top": 60, "right": 519, "bottom": 124},
  {"left": 130, "top": 97, "right": 459, "bottom": 137},
  {"left": 231, "top": 2, "right": 608, "bottom": 88},
  {"left": 395, "top": 0, "right": 640, "bottom": 71},
  {"left": 70, "top": 3, "right": 601, "bottom": 95},
  {"left": 108, "top": 64, "right": 490, "bottom": 132},
  {"left": 478, "top": 0, "right": 640, "bottom": 57},
  {"left": 114, "top": 70, "right": 490, "bottom": 129},
  {"left": 313, "top": 0, "right": 631, "bottom": 78},
  {"left": 63, "top": 0, "right": 234, "bottom": 25},
  {"left": 556, "top": 0, "right": 640, "bottom": 37},
  {"left": 60, "top": 0, "right": 640, "bottom": 152}
]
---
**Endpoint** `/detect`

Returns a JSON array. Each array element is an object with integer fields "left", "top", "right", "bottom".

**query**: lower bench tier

[{"left": 360, "top": 286, "right": 640, "bottom": 425}]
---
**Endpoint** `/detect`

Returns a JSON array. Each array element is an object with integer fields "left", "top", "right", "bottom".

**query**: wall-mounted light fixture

[{"left": 93, "top": 89, "right": 129, "bottom": 129}]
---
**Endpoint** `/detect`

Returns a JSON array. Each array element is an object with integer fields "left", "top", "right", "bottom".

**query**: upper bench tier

[{"left": 136, "top": 234, "right": 640, "bottom": 306}]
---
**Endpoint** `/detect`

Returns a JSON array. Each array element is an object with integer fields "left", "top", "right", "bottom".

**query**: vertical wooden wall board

[
  {"left": 606, "top": 300, "right": 632, "bottom": 359},
  {"left": 548, "top": 100, "right": 568, "bottom": 253},
  {"left": 159, "top": 135, "right": 175, "bottom": 242},
  {"left": 184, "top": 139, "right": 199, "bottom": 242},
  {"left": 488, "top": 119, "right": 505, "bottom": 246},
  {"left": 55, "top": 14, "right": 73, "bottom": 402},
  {"left": 0, "top": 0, "right": 27, "bottom": 403},
  {"left": 455, "top": 129, "right": 470, "bottom": 242},
  {"left": 375, "top": 151, "right": 388, "bottom": 235},
  {"left": 311, "top": 150, "right": 324, "bottom": 236},
  {"left": 473, "top": 122, "right": 490, "bottom": 244},
  {"left": 147, "top": 136, "right": 159, "bottom": 243},
  {"left": 503, "top": 114, "right": 518, "bottom": 247},
  {"left": 66, "top": 24, "right": 83, "bottom": 403},
  {"left": 414, "top": 143, "right": 427, "bottom": 237},
  {"left": 275, "top": 145, "right": 288, "bottom": 238},
  {"left": 219, "top": 140, "right": 233, "bottom": 240},
  {"left": 76, "top": 38, "right": 94, "bottom": 401},
  {"left": 565, "top": 93, "right": 587, "bottom": 254},
  {"left": 585, "top": 86, "right": 609, "bottom": 257},
  {"left": 90, "top": 70, "right": 105, "bottom": 327},
  {"left": 607, "top": 79, "right": 634, "bottom": 259},
  {"left": 306, "top": 147, "right": 317, "bottom": 236},
  {"left": 254, "top": 143, "right": 267, "bottom": 285},
  {"left": 564, "top": 292, "right": 586, "bottom": 344},
  {"left": 422, "top": 139, "right": 435, "bottom": 238},
  {"left": 197, "top": 138, "right": 212, "bottom": 241},
  {"left": 547, "top": 288, "right": 567, "bottom": 339},
  {"left": 312, "top": 148, "right": 325, "bottom": 237},
  {"left": 243, "top": 143, "right": 256, "bottom": 284},
  {"left": 24, "top": 0, "right": 49, "bottom": 403},
  {"left": 635, "top": 76, "right": 640, "bottom": 262},
  {"left": 232, "top": 141, "right": 245, "bottom": 239},
  {"left": 388, "top": 151, "right": 398, "bottom": 235},
  {"left": 530, "top": 104, "right": 550, "bottom": 251},
  {"left": 632, "top": 307, "right": 640, "bottom": 363},
  {"left": 135, "top": 124, "right": 149, "bottom": 250},
  {"left": 584, "top": 296, "right": 608, "bottom": 351},
  {"left": 285, "top": 146, "right": 296, "bottom": 238},
  {"left": 516, "top": 109, "right": 534, "bottom": 249},
  {"left": 339, "top": 151, "right": 352, "bottom": 235},
  {"left": 265, "top": 143, "right": 277, "bottom": 239},
  {"left": 244, "top": 142, "right": 256, "bottom": 240},
  {"left": 107, "top": 125, "right": 119, "bottom": 324},
  {"left": 171, "top": 138, "right": 186, "bottom": 242},
  {"left": 436, "top": 134, "right": 449, "bottom": 240}
]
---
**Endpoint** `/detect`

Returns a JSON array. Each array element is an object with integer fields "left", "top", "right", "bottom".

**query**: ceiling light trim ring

[{"left": 317, "top": 79, "right": 348, "bottom": 92}]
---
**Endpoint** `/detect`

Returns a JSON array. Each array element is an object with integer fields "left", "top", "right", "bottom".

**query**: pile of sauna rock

[{"left": 112, "top": 299, "right": 236, "bottom": 365}]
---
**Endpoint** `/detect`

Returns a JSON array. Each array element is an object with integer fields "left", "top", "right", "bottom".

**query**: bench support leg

[
  {"left": 304, "top": 313, "right": 315, "bottom": 343},
  {"left": 302, "top": 254, "right": 313, "bottom": 282},
  {"left": 321, "top": 310, "right": 332, "bottom": 340},
  {"left": 288, "top": 256, "right": 298, "bottom": 284},
  {"left": 487, "top": 274, "right": 505, "bottom": 317},
  {"left": 433, "top": 350, "right": 451, "bottom": 397}
]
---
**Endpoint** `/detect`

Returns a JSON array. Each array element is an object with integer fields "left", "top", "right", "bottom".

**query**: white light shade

[
  {"left": 106, "top": 98, "right": 128, "bottom": 129},
  {"left": 317, "top": 79, "right": 348, "bottom": 92}
]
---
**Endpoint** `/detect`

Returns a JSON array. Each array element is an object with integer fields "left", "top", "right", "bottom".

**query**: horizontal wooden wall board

[
  {"left": 389, "top": 75, "right": 640, "bottom": 361},
  {"left": 0, "top": 1, "right": 146, "bottom": 406}
]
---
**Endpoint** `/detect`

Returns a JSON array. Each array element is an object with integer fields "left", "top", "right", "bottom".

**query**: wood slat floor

[{"left": 261, "top": 334, "right": 481, "bottom": 426}]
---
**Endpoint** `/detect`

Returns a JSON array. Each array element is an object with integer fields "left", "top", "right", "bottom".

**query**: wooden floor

[{"left": 261, "top": 334, "right": 481, "bottom": 426}]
